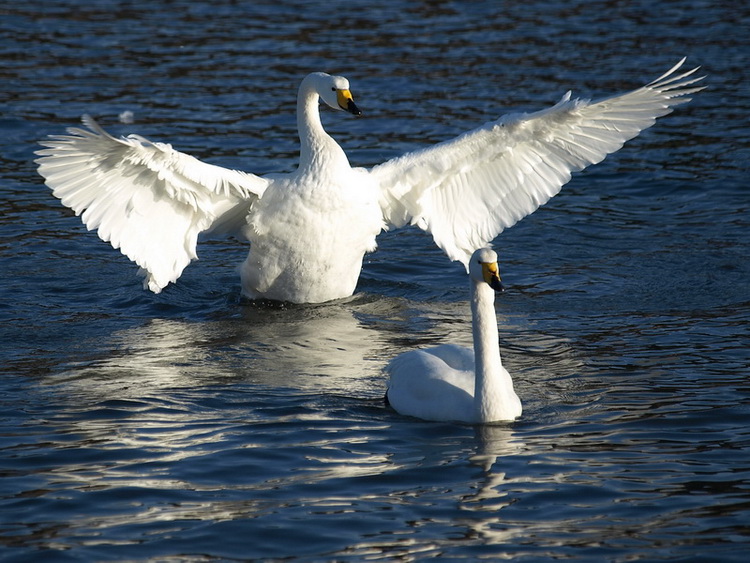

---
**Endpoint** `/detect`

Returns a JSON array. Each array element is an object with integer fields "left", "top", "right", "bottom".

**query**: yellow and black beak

[
  {"left": 482, "top": 261, "right": 505, "bottom": 293},
  {"left": 336, "top": 89, "right": 362, "bottom": 116}
]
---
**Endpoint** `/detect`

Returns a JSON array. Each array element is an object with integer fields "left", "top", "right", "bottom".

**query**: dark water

[{"left": 2, "top": 0, "right": 749, "bottom": 560}]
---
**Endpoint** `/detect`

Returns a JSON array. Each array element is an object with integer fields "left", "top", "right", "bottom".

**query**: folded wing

[
  {"left": 36, "top": 116, "right": 269, "bottom": 292},
  {"left": 373, "top": 59, "right": 705, "bottom": 268}
]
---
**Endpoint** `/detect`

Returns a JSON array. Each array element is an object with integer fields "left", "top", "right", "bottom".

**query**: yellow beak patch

[
  {"left": 481, "top": 261, "right": 503, "bottom": 291},
  {"left": 482, "top": 262, "right": 499, "bottom": 280},
  {"left": 336, "top": 89, "right": 354, "bottom": 110}
]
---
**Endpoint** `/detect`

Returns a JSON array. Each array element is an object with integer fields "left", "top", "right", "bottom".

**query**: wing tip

[{"left": 647, "top": 58, "right": 707, "bottom": 97}]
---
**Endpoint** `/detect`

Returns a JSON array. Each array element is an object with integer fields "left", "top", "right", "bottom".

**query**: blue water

[{"left": 2, "top": 0, "right": 749, "bottom": 560}]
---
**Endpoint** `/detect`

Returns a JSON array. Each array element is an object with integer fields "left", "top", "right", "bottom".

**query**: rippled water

[{"left": 2, "top": 0, "right": 749, "bottom": 560}]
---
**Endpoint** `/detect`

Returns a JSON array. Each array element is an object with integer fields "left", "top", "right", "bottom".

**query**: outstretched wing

[
  {"left": 372, "top": 59, "right": 705, "bottom": 268},
  {"left": 36, "top": 116, "right": 270, "bottom": 292}
]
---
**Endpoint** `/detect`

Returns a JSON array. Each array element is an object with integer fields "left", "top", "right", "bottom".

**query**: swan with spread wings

[{"left": 36, "top": 60, "right": 703, "bottom": 303}]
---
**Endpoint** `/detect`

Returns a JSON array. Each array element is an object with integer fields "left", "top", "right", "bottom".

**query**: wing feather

[
  {"left": 372, "top": 59, "right": 705, "bottom": 267},
  {"left": 36, "top": 116, "right": 269, "bottom": 292}
]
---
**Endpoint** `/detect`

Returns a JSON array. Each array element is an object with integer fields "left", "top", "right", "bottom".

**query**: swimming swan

[
  {"left": 36, "top": 60, "right": 703, "bottom": 303},
  {"left": 385, "top": 248, "right": 521, "bottom": 423}
]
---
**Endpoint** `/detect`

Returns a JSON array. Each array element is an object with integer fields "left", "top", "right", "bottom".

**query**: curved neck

[
  {"left": 296, "top": 77, "right": 348, "bottom": 172},
  {"left": 470, "top": 280, "right": 511, "bottom": 421}
]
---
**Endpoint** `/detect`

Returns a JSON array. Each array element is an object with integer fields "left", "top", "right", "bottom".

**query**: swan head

[
  {"left": 309, "top": 72, "right": 362, "bottom": 116},
  {"left": 469, "top": 248, "right": 504, "bottom": 292}
]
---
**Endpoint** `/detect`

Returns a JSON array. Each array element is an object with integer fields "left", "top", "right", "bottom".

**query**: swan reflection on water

[
  {"left": 46, "top": 291, "right": 585, "bottom": 413},
  {"left": 48, "top": 296, "right": 398, "bottom": 398},
  {"left": 32, "top": 294, "right": 594, "bottom": 558}
]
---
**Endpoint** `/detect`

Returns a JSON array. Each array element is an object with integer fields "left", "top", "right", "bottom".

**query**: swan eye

[{"left": 331, "top": 87, "right": 336, "bottom": 92}]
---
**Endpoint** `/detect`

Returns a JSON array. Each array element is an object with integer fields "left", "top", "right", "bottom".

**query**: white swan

[
  {"left": 36, "top": 61, "right": 703, "bottom": 303},
  {"left": 385, "top": 248, "right": 521, "bottom": 423}
]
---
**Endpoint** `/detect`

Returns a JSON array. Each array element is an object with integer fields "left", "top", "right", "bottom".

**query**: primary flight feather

[{"left": 36, "top": 61, "right": 704, "bottom": 303}]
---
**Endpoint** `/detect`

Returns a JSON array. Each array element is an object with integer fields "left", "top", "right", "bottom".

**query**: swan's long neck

[
  {"left": 296, "top": 78, "right": 349, "bottom": 172},
  {"left": 471, "top": 279, "right": 516, "bottom": 422}
]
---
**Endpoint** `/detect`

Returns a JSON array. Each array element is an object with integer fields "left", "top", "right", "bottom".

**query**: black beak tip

[
  {"left": 490, "top": 278, "right": 505, "bottom": 293},
  {"left": 347, "top": 100, "right": 362, "bottom": 116}
]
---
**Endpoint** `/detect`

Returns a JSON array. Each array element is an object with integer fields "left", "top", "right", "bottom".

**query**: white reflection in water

[
  {"left": 41, "top": 293, "right": 587, "bottom": 478},
  {"left": 49, "top": 294, "right": 586, "bottom": 403},
  {"left": 331, "top": 426, "right": 528, "bottom": 559},
  {"left": 49, "top": 297, "right": 410, "bottom": 399},
  {"left": 39, "top": 297, "right": 584, "bottom": 468},
  {"left": 457, "top": 426, "right": 526, "bottom": 548},
  {"left": 22, "top": 294, "right": 603, "bottom": 559}
]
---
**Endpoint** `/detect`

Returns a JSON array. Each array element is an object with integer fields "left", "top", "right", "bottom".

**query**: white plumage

[
  {"left": 36, "top": 61, "right": 703, "bottom": 303},
  {"left": 386, "top": 248, "right": 521, "bottom": 423}
]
